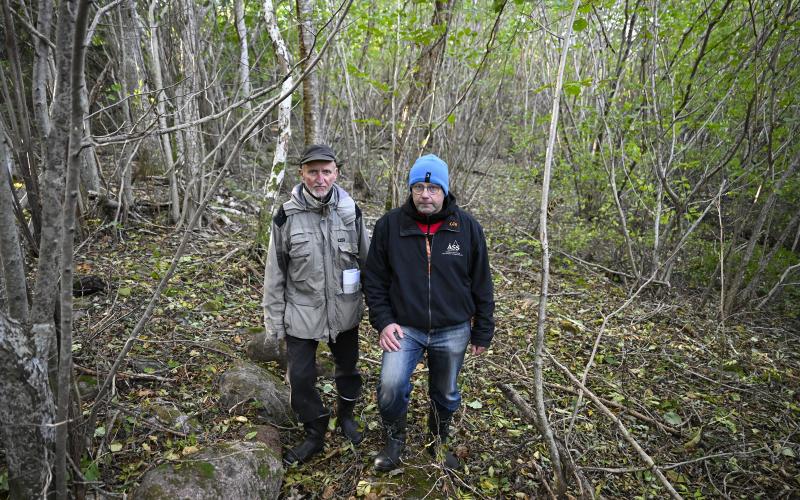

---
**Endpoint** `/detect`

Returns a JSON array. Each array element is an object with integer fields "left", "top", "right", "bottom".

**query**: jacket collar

[
  {"left": 399, "top": 194, "right": 461, "bottom": 236},
  {"left": 283, "top": 183, "right": 357, "bottom": 224}
]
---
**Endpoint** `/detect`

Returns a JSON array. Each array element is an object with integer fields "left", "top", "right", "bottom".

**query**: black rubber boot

[
  {"left": 426, "top": 407, "right": 461, "bottom": 470},
  {"left": 283, "top": 414, "right": 329, "bottom": 465},
  {"left": 374, "top": 414, "right": 407, "bottom": 472},
  {"left": 337, "top": 398, "right": 363, "bottom": 445}
]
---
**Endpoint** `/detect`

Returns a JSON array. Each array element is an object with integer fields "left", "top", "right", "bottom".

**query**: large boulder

[
  {"left": 131, "top": 441, "right": 282, "bottom": 500},
  {"left": 218, "top": 361, "right": 293, "bottom": 425}
]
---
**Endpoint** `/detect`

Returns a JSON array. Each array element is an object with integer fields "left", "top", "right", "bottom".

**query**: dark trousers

[{"left": 285, "top": 326, "right": 362, "bottom": 423}]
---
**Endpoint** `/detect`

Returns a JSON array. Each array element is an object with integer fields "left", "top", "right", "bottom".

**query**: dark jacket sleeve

[
  {"left": 362, "top": 215, "right": 395, "bottom": 333},
  {"left": 469, "top": 218, "right": 495, "bottom": 346}
]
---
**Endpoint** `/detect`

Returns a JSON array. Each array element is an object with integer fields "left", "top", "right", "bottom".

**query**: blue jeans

[{"left": 377, "top": 322, "right": 470, "bottom": 422}]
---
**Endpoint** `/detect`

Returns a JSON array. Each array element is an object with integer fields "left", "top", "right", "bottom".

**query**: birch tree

[
  {"left": 236, "top": 0, "right": 253, "bottom": 110},
  {"left": 263, "top": 0, "right": 292, "bottom": 202}
]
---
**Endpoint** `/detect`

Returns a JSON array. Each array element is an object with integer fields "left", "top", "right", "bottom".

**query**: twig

[
  {"left": 490, "top": 262, "right": 513, "bottom": 285},
  {"left": 545, "top": 381, "right": 681, "bottom": 436},
  {"left": 498, "top": 383, "right": 596, "bottom": 499},
  {"left": 581, "top": 447, "right": 766, "bottom": 473},
  {"left": 483, "top": 357, "right": 680, "bottom": 435},
  {"left": 555, "top": 249, "right": 641, "bottom": 282},
  {"left": 75, "top": 363, "right": 173, "bottom": 383},
  {"left": 546, "top": 351, "right": 683, "bottom": 500}
]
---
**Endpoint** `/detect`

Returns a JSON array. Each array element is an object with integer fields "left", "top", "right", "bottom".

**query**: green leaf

[
  {"left": 94, "top": 426, "right": 106, "bottom": 437},
  {"left": 83, "top": 461, "right": 100, "bottom": 482},
  {"left": 662, "top": 411, "right": 682, "bottom": 426},
  {"left": 563, "top": 82, "right": 582, "bottom": 97},
  {"left": 118, "top": 287, "right": 131, "bottom": 297},
  {"left": 322, "top": 383, "right": 334, "bottom": 394},
  {"left": 467, "top": 400, "right": 483, "bottom": 409},
  {"left": 573, "top": 18, "right": 588, "bottom": 32},
  {"left": 109, "top": 442, "right": 123, "bottom": 452},
  {"left": 244, "top": 431, "right": 258, "bottom": 440}
]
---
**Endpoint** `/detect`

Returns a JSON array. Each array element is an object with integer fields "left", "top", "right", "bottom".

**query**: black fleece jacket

[{"left": 363, "top": 195, "right": 495, "bottom": 346}]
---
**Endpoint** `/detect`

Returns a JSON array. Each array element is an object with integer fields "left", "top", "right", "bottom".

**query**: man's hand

[
  {"left": 470, "top": 345, "right": 487, "bottom": 356},
  {"left": 379, "top": 323, "right": 404, "bottom": 352}
]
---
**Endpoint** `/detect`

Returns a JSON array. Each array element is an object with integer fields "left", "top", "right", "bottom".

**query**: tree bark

[
  {"left": 146, "top": 0, "right": 180, "bottom": 223},
  {"left": 30, "top": 0, "right": 75, "bottom": 356},
  {"left": 263, "top": 0, "right": 292, "bottom": 201},
  {"left": 0, "top": 123, "right": 29, "bottom": 322},
  {"left": 2, "top": 0, "right": 43, "bottom": 242},
  {"left": 296, "top": 0, "right": 322, "bottom": 145},
  {"left": 114, "top": 0, "right": 156, "bottom": 209},
  {"left": 235, "top": 0, "right": 253, "bottom": 110},
  {"left": 0, "top": 312, "right": 55, "bottom": 500},
  {"left": 54, "top": 0, "right": 91, "bottom": 496},
  {"left": 175, "top": 0, "right": 205, "bottom": 227}
]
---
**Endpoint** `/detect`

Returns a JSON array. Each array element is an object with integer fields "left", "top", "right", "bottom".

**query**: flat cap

[{"left": 300, "top": 144, "right": 337, "bottom": 165}]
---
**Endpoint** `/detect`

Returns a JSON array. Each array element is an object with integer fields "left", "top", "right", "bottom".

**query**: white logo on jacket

[{"left": 443, "top": 240, "right": 462, "bottom": 256}]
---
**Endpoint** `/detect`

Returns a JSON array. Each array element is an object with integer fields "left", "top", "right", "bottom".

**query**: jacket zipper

[{"left": 425, "top": 222, "right": 433, "bottom": 331}]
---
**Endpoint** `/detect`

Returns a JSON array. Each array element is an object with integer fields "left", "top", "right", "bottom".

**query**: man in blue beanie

[{"left": 363, "top": 153, "right": 495, "bottom": 471}]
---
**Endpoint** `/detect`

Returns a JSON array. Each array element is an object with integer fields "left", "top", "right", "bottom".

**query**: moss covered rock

[{"left": 131, "top": 441, "right": 282, "bottom": 499}]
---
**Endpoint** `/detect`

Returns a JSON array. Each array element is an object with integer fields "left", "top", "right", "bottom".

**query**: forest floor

[{"left": 63, "top": 167, "right": 800, "bottom": 499}]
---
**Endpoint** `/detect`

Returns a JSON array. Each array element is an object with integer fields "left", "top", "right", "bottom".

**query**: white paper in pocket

[{"left": 343, "top": 269, "right": 360, "bottom": 294}]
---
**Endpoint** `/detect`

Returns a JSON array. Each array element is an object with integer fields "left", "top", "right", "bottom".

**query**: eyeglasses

[{"left": 411, "top": 183, "right": 442, "bottom": 195}]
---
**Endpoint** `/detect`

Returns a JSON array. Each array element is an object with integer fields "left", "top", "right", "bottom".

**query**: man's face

[
  {"left": 299, "top": 160, "right": 338, "bottom": 198},
  {"left": 411, "top": 182, "right": 444, "bottom": 215}
]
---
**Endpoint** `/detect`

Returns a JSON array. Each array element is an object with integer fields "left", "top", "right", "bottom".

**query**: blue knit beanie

[{"left": 408, "top": 154, "right": 449, "bottom": 196}]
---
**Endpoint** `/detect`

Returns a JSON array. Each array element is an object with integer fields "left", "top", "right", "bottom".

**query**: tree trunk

[
  {"left": 0, "top": 312, "right": 55, "bottom": 500},
  {"left": 2, "top": 0, "right": 43, "bottom": 243},
  {"left": 296, "top": 0, "right": 322, "bottom": 145},
  {"left": 175, "top": 0, "right": 206, "bottom": 227},
  {"left": 390, "top": 0, "right": 454, "bottom": 208},
  {"left": 55, "top": 1, "right": 91, "bottom": 496},
  {"left": 0, "top": 123, "right": 29, "bottom": 322},
  {"left": 115, "top": 0, "right": 160, "bottom": 209},
  {"left": 255, "top": 0, "right": 293, "bottom": 248},
  {"left": 30, "top": 0, "right": 74, "bottom": 347},
  {"left": 146, "top": 0, "right": 180, "bottom": 223},
  {"left": 235, "top": 0, "right": 253, "bottom": 110},
  {"left": 533, "top": 0, "right": 581, "bottom": 494},
  {"left": 723, "top": 155, "right": 799, "bottom": 316}
]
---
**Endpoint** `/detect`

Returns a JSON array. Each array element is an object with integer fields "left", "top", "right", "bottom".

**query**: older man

[
  {"left": 263, "top": 144, "right": 369, "bottom": 464},
  {"left": 363, "top": 154, "right": 495, "bottom": 471}
]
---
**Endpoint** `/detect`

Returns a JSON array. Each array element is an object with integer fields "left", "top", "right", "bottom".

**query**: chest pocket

[
  {"left": 334, "top": 226, "right": 360, "bottom": 270},
  {"left": 288, "top": 232, "right": 314, "bottom": 282}
]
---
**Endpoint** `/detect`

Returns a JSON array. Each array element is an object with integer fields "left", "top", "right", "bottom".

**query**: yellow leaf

[
  {"left": 182, "top": 445, "right": 199, "bottom": 455},
  {"left": 234, "top": 415, "right": 248, "bottom": 423},
  {"left": 683, "top": 427, "right": 703, "bottom": 450}
]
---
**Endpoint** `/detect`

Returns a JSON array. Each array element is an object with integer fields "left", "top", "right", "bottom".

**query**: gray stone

[
  {"left": 131, "top": 441, "right": 283, "bottom": 500},
  {"left": 245, "top": 332, "right": 286, "bottom": 367},
  {"left": 141, "top": 400, "right": 201, "bottom": 434},
  {"left": 218, "top": 361, "right": 293, "bottom": 425}
]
